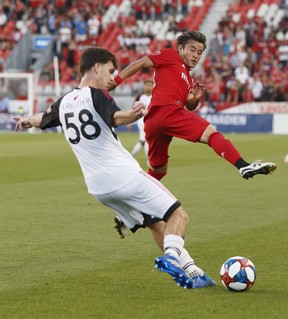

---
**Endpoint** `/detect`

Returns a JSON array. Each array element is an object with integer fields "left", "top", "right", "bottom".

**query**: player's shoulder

[
  {"left": 90, "top": 87, "right": 113, "bottom": 100},
  {"left": 150, "top": 48, "right": 176, "bottom": 56},
  {"left": 162, "top": 48, "right": 177, "bottom": 54}
]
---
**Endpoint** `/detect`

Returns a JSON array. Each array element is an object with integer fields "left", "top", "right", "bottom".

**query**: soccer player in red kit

[{"left": 109, "top": 30, "right": 276, "bottom": 181}]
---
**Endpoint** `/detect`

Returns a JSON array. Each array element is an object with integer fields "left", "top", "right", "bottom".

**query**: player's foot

[
  {"left": 114, "top": 216, "right": 127, "bottom": 239},
  {"left": 190, "top": 273, "right": 217, "bottom": 288},
  {"left": 284, "top": 154, "right": 288, "bottom": 163},
  {"left": 239, "top": 160, "right": 276, "bottom": 179},
  {"left": 155, "top": 255, "right": 193, "bottom": 288},
  {"left": 187, "top": 265, "right": 217, "bottom": 288}
]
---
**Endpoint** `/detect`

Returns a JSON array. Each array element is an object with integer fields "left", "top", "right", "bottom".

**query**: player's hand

[
  {"left": 14, "top": 116, "right": 32, "bottom": 132},
  {"left": 132, "top": 101, "right": 147, "bottom": 119},
  {"left": 190, "top": 81, "right": 205, "bottom": 99}
]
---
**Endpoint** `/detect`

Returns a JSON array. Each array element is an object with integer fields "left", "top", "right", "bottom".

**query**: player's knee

[
  {"left": 148, "top": 167, "right": 167, "bottom": 181},
  {"left": 152, "top": 164, "right": 167, "bottom": 173},
  {"left": 200, "top": 124, "right": 217, "bottom": 144},
  {"left": 173, "top": 207, "right": 189, "bottom": 226},
  {"left": 179, "top": 207, "right": 189, "bottom": 225}
]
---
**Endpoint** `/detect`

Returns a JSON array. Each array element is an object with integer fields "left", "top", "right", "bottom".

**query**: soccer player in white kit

[
  {"left": 130, "top": 79, "right": 153, "bottom": 163},
  {"left": 14, "top": 47, "right": 215, "bottom": 289}
]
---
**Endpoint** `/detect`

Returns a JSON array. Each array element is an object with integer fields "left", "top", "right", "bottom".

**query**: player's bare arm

[
  {"left": 113, "top": 101, "right": 147, "bottom": 126},
  {"left": 185, "top": 81, "right": 205, "bottom": 111},
  {"left": 108, "top": 56, "right": 154, "bottom": 91},
  {"left": 14, "top": 113, "right": 44, "bottom": 131}
]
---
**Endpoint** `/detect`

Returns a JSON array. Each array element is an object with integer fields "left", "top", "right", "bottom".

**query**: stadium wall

[
  {"left": 200, "top": 113, "right": 288, "bottom": 134},
  {"left": 199, "top": 102, "right": 288, "bottom": 134},
  {"left": 117, "top": 101, "right": 288, "bottom": 134},
  {"left": 1, "top": 101, "right": 288, "bottom": 134}
]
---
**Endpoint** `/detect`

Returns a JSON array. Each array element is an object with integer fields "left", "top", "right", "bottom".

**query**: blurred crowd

[
  {"left": 0, "top": 0, "right": 287, "bottom": 106},
  {"left": 199, "top": 0, "right": 288, "bottom": 110}
]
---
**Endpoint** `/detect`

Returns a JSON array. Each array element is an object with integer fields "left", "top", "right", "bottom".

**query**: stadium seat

[
  {"left": 272, "top": 9, "right": 285, "bottom": 28},
  {"left": 166, "top": 31, "right": 176, "bottom": 41},
  {"left": 152, "top": 20, "right": 163, "bottom": 35},
  {"left": 118, "top": 0, "right": 132, "bottom": 16},
  {"left": 195, "top": 0, "right": 203, "bottom": 6},
  {"left": 276, "top": 31, "right": 285, "bottom": 41},
  {"left": 246, "top": 9, "right": 255, "bottom": 19},
  {"left": 142, "top": 21, "right": 153, "bottom": 34},
  {"left": 256, "top": 3, "right": 269, "bottom": 18}
]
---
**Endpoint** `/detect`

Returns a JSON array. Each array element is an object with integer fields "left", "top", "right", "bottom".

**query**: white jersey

[
  {"left": 138, "top": 93, "right": 151, "bottom": 108},
  {"left": 135, "top": 93, "right": 151, "bottom": 141},
  {"left": 40, "top": 86, "right": 141, "bottom": 195}
]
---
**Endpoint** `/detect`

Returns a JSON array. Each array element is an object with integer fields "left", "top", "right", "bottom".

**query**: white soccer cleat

[{"left": 239, "top": 160, "right": 277, "bottom": 180}]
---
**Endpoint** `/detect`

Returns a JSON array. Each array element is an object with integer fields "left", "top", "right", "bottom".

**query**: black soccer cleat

[{"left": 114, "top": 216, "right": 127, "bottom": 239}]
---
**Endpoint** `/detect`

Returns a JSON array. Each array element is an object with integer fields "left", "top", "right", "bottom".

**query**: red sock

[
  {"left": 148, "top": 168, "right": 167, "bottom": 181},
  {"left": 208, "top": 132, "right": 242, "bottom": 166}
]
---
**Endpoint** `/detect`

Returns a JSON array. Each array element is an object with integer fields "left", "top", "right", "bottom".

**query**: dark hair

[
  {"left": 79, "top": 47, "right": 118, "bottom": 76},
  {"left": 176, "top": 31, "right": 207, "bottom": 51}
]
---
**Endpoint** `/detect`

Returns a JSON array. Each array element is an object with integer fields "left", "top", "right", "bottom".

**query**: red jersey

[{"left": 148, "top": 49, "right": 192, "bottom": 109}]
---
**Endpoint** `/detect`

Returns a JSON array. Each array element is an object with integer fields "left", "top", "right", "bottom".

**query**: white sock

[
  {"left": 144, "top": 141, "right": 149, "bottom": 158},
  {"left": 131, "top": 142, "right": 143, "bottom": 156},
  {"left": 144, "top": 142, "right": 150, "bottom": 167},
  {"left": 179, "top": 249, "right": 204, "bottom": 277},
  {"left": 164, "top": 234, "right": 184, "bottom": 259}
]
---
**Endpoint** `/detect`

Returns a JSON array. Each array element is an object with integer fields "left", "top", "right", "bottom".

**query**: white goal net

[{"left": 0, "top": 73, "right": 34, "bottom": 131}]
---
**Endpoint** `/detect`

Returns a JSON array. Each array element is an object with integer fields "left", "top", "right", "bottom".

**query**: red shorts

[{"left": 144, "top": 105, "right": 210, "bottom": 167}]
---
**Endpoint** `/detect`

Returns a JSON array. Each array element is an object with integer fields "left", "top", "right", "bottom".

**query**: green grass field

[{"left": 1, "top": 132, "right": 287, "bottom": 319}]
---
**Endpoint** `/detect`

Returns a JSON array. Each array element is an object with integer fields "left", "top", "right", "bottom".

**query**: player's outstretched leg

[
  {"left": 114, "top": 217, "right": 217, "bottom": 288},
  {"left": 239, "top": 160, "right": 277, "bottom": 179},
  {"left": 131, "top": 142, "right": 143, "bottom": 157},
  {"left": 206, "top": 131, "right": 277, "bottom": 180},
  {"left": 114, "top": 216, "right": 127, "bottom": 239}
]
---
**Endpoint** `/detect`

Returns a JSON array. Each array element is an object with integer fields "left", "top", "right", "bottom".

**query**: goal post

[{"left": 0, "top": 72, "right": 34, "bottom": 131}]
